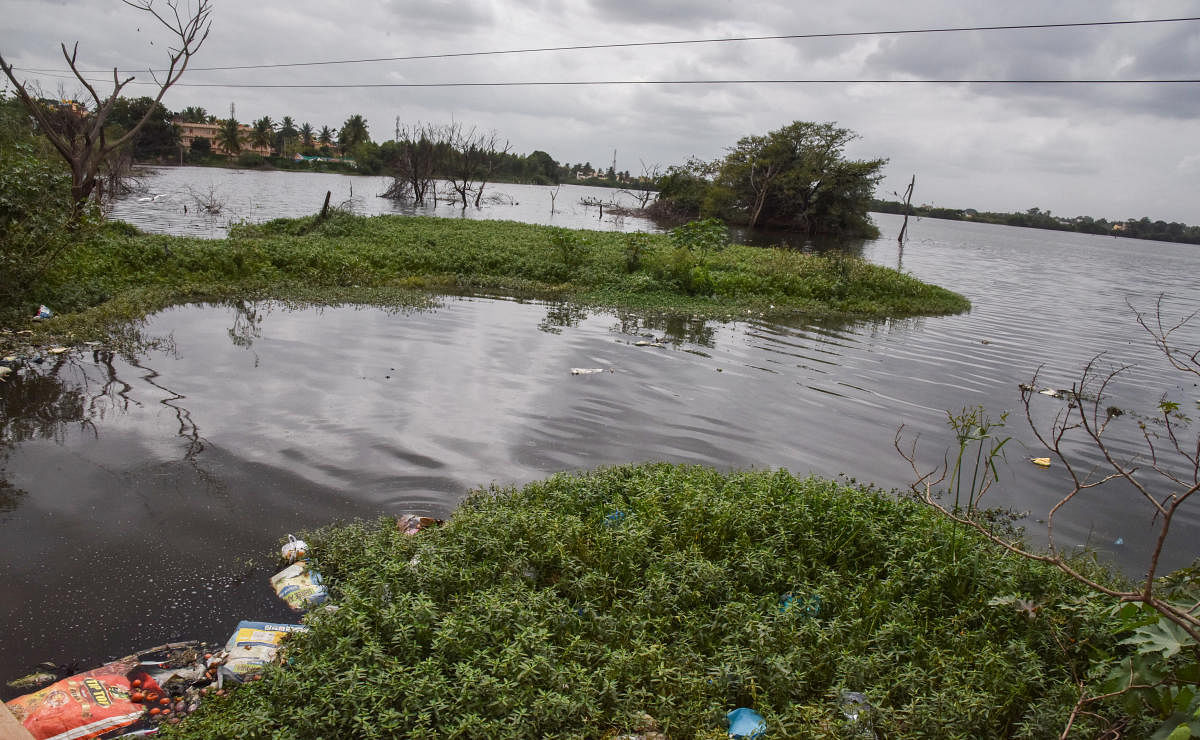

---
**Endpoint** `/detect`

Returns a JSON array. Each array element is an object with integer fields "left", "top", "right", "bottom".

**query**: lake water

[
  {"left": 109, "top": 166, "right": 662, "bottom": 238},
  {"left": 2, "top": 168, "right": 1198, "bottom": 684}
]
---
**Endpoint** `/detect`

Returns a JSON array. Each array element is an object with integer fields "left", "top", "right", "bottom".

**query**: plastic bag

[
  {"left": 280, "top": 534, "right": 308, "bottom": 563},
  {"left": 269, "top": 561, "right": 328, "bottom": 611},
  {"left": 219, "top": 621, "right": 309, "bottom": 684},
  {"left": 5, "top": 659, "right": 145, "bottom": 740}
]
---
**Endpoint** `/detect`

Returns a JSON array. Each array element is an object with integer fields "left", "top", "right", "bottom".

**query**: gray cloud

[{"left": 2, "top": 0, "right": 1198, "bottom": 222}]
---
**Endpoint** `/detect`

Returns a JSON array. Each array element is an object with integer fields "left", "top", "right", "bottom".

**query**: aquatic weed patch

[
  {"left": 11, "top": 214, "right": 967, "bottom": 338},
  {"left": 167, "top": 464, "right": 1124, "bottom": 739}
]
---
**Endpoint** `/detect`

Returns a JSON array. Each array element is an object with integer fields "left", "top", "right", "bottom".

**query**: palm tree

[
  {"left": 216, "top": 118, "right": 242, "bottom": 154},
  {"left": 317, "top": 125, "right": 333, "bottom": 147},
  {"left": 177, "top": 105, "right": 207, "bottom": 123},
  {"left": 250, "top": 116, "right": 275, "bottom": 152},
  {"left": 299, "top": 122, "right": 314, "bottom": 148},
  {"left": 277, "top": 115, "right": 298, "bottom": 156},
  {"left": 338, "top": 114, "right": 369, "bottom": 154}
]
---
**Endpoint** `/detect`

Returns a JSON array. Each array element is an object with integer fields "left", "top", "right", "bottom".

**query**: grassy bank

[
  {"left": 165, "top": 464, "right": 1128, "bottom": 739},
  {"left": 5, "top": 212, "right": 967, "bottom": 348}
]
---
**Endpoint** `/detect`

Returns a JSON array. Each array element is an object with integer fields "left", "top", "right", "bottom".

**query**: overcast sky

[{"left": 3, "top": 0, "right": 1199, "bottom": 223}]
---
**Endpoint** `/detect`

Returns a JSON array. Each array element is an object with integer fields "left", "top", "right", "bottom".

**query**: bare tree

[
  {"left": 0, "top": 0, "right": 212, "bottom": 215},
  {"left": 472, "top": 129, "right": 511, "bottom": 208},
  {"left": 897, "top": 297, "right": 1200, "bottom": 736},
  {"left": 443, "top": 124, "right": 511, "bottom": 209},
  {"left": 384, "top": 122, "right": 447, "bottom": 205},
  {"left": 619, "top": 160, "right": 662, "bottom": 209}
]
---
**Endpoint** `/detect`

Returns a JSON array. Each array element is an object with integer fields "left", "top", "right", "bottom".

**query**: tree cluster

[{"left": 653, "top": 121, "right": 886, "bottom": 238}]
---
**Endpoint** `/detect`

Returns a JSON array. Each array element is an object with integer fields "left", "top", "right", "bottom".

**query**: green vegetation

[
  {"left": 2, "top": 212, "right": 967, "bottom": 341},
  {"left": 165, "top": 463, "right": 1135, "bottom": 738},
  {"left": 652, "top": 122, "right": 886, "bottom": 239},
  {"left": 872, "top": 199, "right": 1200, "bottom": 246}
]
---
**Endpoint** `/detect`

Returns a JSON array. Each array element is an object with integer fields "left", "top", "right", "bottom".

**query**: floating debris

[
  {"left": 570, "top": 367, "right": 609, "bottom": 375},
  {"left": 0, "top": 366, "right": 11, "bottom": 382},
  {"left": 4, "top": 671, "right": 56, "bottom": 691},
  {"left": 47, "top": 347, "right": 69, "bottom": 355},
  {"left": 32, "top": 306, "right": 52, "bottom": 321},
  {"left": 1031, "top": 457, "right": 1051, "bottom": 468},
  {"left": 1038, "top": 389, "right": 1063, "bottom": 398},
  {"left": 634, "top": 340, "right": 665, "bottom": 348}
]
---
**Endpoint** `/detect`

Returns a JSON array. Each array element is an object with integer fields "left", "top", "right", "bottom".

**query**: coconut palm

[
  {"left": 338, "top": 114, "right": 369, "bottom": 154},
  {"left": 250, "top": 116, "right": 275, "bottom": 151},
  {"left": 277, "top": 115, "right": 298, "bottom": 155},
  {"left": 299, "top": 122, "right": 314, "bottom": 148},
  {"left": 317, "top": 125, "right": 333, "bottom": 146},
  {"left": 215, "top": 118, "right": 242, "bottom": 154}
]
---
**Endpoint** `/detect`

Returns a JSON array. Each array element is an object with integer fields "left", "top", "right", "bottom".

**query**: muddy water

[{"left": 2, "top": 211, "right": 1199, "bottom": 684}]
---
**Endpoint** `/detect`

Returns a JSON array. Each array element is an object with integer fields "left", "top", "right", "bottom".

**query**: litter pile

[{"left": 2, "top": 518, "right": 443, "bottom": 739}]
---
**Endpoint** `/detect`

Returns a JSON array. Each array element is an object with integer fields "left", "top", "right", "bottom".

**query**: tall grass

[{"left": 167, "top": 464, "right": 1128, "bottom": 739}]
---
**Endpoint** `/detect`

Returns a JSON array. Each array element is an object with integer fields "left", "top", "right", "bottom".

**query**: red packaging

[{"left": 4, "top": 659, "right": 146, "bottom": 740}]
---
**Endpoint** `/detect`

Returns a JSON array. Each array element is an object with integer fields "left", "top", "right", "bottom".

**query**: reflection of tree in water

[
  {"left": 538, "top": 302, "right": 590, "bottom": 334},
  {"left": 0, "top": 338, "right": 218, "bottom": 514},
  {"left": 227, "top": 300, "right": 270, "bottom": 352},
  {"left": 614, "top": 312, "right": 718, "bottom": 348},
  {"left": 0, "top": 359, "right": 90, "bottom": 519}
]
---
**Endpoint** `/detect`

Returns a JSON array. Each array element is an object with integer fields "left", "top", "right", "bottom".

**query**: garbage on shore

[
  {"left": 269, "top": 561, "right": 328, "bottom": 611},
  {"left": 3, "top": 520, "right": 434, "bottom": 737},
  {"left": 727, "top": 707, "right": 767, "bottom": 738},
  {"left": 4, "top": 642, "right": 219, "bottom": 739},
  {"left": 397, "top": 514, "right": 444, "bottom": 535},
  {"left": 219, "top": 622, "right": 309, "bottom": 685}
]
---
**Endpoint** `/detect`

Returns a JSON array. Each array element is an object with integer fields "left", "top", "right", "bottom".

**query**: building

[{"left": 174, "top": 119, "right": 273, "bottom": 157}]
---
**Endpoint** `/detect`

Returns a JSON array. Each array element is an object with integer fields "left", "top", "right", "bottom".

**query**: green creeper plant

[{"left": 898, "top": 298, "right": 1200, "bottom": 737}]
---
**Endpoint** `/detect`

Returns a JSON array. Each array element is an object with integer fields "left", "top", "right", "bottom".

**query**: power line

[
  {"left": 12, "top": 16, "right": 1200, "bottom": 75},
  {"left": 100, "top": 78, "right": 1200, "bottom": 88}
]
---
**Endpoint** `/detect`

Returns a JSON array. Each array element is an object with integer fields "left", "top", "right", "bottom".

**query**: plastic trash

[
  {"left": 397, "top": 514, "right": 444, "bottom": 535},
  {"left": 47, "top": 347, "right": 68, "bottom": 355},
  {"left": 1115, "top": 537, "right": 1124, "bottom": 546},
  {"left": 727, "top": 707, "right": 767, "bottom": 738},
  {"left": 0, "top": 366, "right": 13, "bottom": 381},
  {"left": 778, "top": 592, "right": 821, "bottom": 617},
  {"left": 570, "top": 367, "right": 607, "bottom": 375},
  {"left": 33, "top": 306, "right": 53, "bottom": 320},
  {"left": 270, "top": 561, "right": 328, "bottom": 611},
  {"left": 839, "top": 690, "right": 875, "bottom": 736},
  {"left": 604, "top": 510, "right": 627, "bottom": 527},
  {"left": 5, "top": 659, "right": 145, "bottom": 740},
  {"left": 634, "top": 340, "right": 665, "bottom": 348},
  {"left": 218, "top": 621, "right": 309, "bottom": 684},
  {"left": 1031, "top": 457, "right": 1051, "bottom": 468},
  {"left": 280, "top": 534, "right": 308, "bottom": 563}
]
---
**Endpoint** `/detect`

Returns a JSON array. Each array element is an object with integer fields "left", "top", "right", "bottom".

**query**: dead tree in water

[
  {"left": 897, "top": 174, "right": 915, "bottom": 244},
  {"left": 383, "top": 122, "right": 447, "bottom": 205},
  {"left": 0, "top": 0, "right": 212, "bottom": 216}
]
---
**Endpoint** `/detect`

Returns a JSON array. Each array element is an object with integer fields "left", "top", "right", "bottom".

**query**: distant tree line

[{"left": 871, "top": 200, "right": 1200, "bottom": 246}]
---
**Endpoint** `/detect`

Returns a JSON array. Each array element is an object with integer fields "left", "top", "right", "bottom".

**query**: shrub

[{"left": 169, "top": 464, "right": 1127, "bottom": 739}]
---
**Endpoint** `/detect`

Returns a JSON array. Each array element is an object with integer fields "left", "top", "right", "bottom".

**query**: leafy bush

[
  {"left": 669, "top": 218, "right": 727, "bottom": 256},
  {"left": 168, "top": 464, "right": 1128, "bottom": 739},
  {"left": 0, "top": 94, "right": 98, "bottom": 314},
  {"left": 237, "top": 151, "right": 266, "bottom": 167}
]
